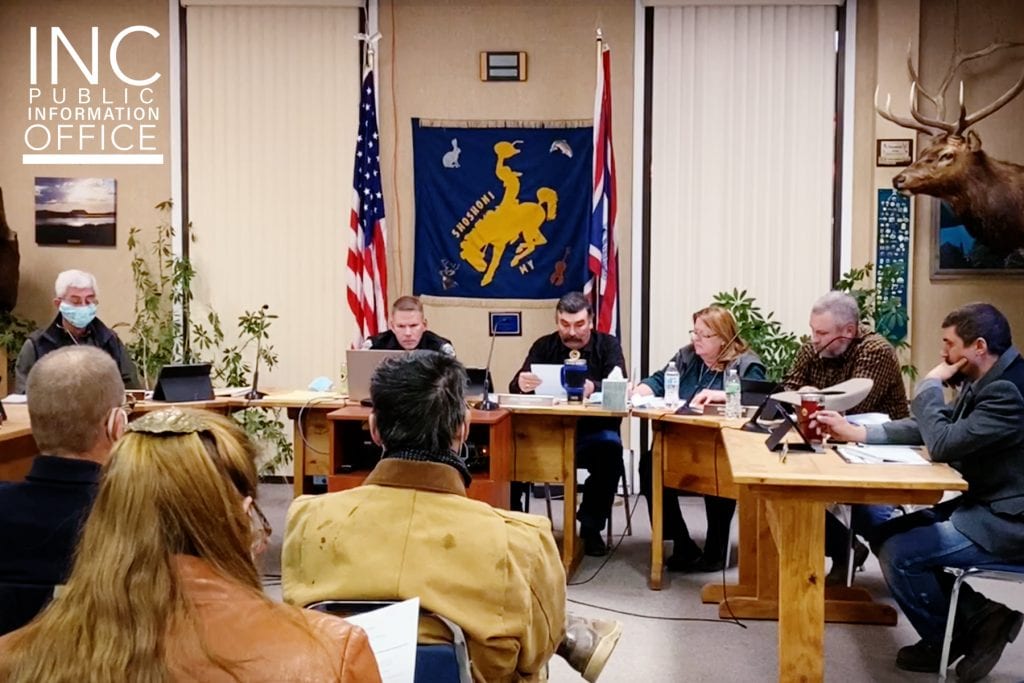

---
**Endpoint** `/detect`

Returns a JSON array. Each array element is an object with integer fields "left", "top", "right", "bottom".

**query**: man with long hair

[
  {"left": 0, "top": 346, "right": 126, "bottom": 634},
  {"left": 0, "top": 408, "right": 380, "bottom": 682},
  {"left": 818, "top": 303, "right": 1024, "bottom": 680},
  {"left": 284, "top": 351, "right": 622, "bottom": 682}
]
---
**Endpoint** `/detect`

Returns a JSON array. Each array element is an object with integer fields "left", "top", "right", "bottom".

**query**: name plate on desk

[{"left": 497, "top": 393, "right": 556, "bottom": 407}]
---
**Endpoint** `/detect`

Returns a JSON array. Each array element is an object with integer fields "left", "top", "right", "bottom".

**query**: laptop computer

[
  {"left": 152, "top": 363, "right": 214, "bottom": 403},
  {"left": 345, "top": 349, "right": 406, "bottom": 403}
]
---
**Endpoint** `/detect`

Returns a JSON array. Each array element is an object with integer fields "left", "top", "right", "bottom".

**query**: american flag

[
  {"left": 585, "top": 41, "right": 619, "bottom": 336},
  {"left": 346, "top": 69, "right": 388, "bottom": 345}
]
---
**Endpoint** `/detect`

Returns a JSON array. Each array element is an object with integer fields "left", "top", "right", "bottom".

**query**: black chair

[
  {"left": 938, "top": 564, "right": 1024, "bottom": 681},
  {"left": 0, "top": 581, "right": 57, "bottom": 635},
  {"left": 306, "top": 599, "right": 472, "bottom": 683}
]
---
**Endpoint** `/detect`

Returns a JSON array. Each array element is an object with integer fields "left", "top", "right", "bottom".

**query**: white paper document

[
  {"left": 836, "top": 444, "right": 929, "bottom": 465},
  {"left": 2, "top": 394, "right": 27, "bottom": 404},
  {"left": 845, "top": 412, "right": 892, "bottom": 426},
  {"left": 344, "top": 597, "right": 420, "bottom": 683},
  {"left": 530, "top": 363, "right": 567, "bottom": 398}
]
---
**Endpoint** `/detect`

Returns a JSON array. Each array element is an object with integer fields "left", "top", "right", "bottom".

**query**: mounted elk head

[{"left": 875, "top": 41, "right": 1024, "bottom": 258}]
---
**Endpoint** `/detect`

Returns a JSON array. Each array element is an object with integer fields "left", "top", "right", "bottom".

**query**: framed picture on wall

[
  {"left": 35, "top": 177, "right": 117, "bottom": 247},
  {"left": 932, "top": 199, "right": 1024, "bottom": 279}
]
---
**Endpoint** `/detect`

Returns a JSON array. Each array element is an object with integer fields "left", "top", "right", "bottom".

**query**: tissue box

[{"left": 601, "top": 379, "right": 628, "bottom": 411}]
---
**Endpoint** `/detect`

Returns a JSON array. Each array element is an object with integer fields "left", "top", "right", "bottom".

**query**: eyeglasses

[
  {"left": 689, "top": 329, "right": 719, "bottom": 340},
  {"left": 249, "top": 500, "right": 273, "bottom": 541}
]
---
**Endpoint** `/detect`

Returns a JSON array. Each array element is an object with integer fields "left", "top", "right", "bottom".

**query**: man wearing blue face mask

[{"left": 14, "top": 269, "right": 140, "bottom": 393}]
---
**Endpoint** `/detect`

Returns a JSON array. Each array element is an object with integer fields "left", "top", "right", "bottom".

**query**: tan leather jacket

[
  {"left": 168, "top": 556, "right": 381, "bottom": 682},
  {"left": 283, "top": 459, "right": 567, "bottom": 683},
  {"left": 0, "top": 556, "right": 382, "bottom": 683}
]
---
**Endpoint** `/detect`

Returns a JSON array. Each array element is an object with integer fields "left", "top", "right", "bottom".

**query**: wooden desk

[
  {"left": 326, "top": 405, "right": 512, "bottom": 508},
  {"left": 506, "top": 403, "right": 629, "bottom": 578},
  {"left": 633, "top": 408, "right": 746, "bottom": 591},
  {"left": 0, "top": 398, "right": 236, "bottom": 483},
  {"left": 232, "top": 392, "right": 348, "bottom": 497},
  {"left": 0, "top": 404, "right": 37, "bottom": 482},
  {"left": 721, "top": 427, "right": 967, "bottom": 682}
]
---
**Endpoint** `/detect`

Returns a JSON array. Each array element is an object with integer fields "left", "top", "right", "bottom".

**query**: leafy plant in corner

[
  {"left": 0, "top": 311, "right": 37, "bottom": 390},
  {"left": 125, "top": 201, "right": 293, "bottom": 475},
  {"left": 834, "top": 263, "right": 917, "bottom": 380},
  {"left": 712, "top": 289, "right": 803, "bottom": 382}
]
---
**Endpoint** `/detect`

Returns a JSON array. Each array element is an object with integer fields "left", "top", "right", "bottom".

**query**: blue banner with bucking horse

[{"left": 412, "top": 119, "right": 592, "bottom": 298}]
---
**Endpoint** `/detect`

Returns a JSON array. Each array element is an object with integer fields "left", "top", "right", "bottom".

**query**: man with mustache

[{"left": 510, "top": 292, "right": 626, "bottom": 557}]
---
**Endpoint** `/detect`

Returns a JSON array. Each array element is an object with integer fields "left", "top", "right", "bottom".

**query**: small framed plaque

[
  {"left": 876, "top": 139, "right": 914, "bottom": 167},
  {"left": 488, "top": 311, "right": 521, "bottom": 336}
]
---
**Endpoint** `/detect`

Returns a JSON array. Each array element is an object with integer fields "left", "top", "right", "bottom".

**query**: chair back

[
  {"left": 306, "top": 599, "right": 472, "bottom": 683},
  {"left": 0, "top": 581, "right": 57, "bottom": 635}
]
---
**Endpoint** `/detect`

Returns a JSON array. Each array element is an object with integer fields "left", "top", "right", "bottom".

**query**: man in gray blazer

[{"left": 817, "top": 303, "right": 1024, "bottom": 681}]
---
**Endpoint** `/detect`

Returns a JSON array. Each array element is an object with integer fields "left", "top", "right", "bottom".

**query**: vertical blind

[
  {"left": 186, "top": 5, "right": 360, "bottom": 392},
  {"left": 648, "top": 5, "right": 837, "bottom": 368}
]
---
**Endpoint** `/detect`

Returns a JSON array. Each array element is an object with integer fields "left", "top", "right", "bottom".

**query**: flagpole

[{"left": 593, "top": 28, "right": 604, "bottom": 328}]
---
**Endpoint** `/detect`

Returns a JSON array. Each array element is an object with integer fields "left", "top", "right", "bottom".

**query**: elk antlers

[{"left": 875, "top": 40, "right": 1024, "bottom": 137}]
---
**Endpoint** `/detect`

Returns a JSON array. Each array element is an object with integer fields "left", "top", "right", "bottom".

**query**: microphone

[
  {"left": 478, "top": 325, "right": 499, "bottom": 411},
  {"left": 675, "top": 329, "right": 743, "bottom": 413},
  {"left": 814, "top": 334, "right": 859, "bottom": 358},
  {"left": 245, "top": 305, "right": 270, "bottom": 401}
]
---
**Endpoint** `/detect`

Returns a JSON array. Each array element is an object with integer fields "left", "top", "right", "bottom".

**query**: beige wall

[
  {"left": 377, "top": 0, "right": 635, "bottom": 389},
  {"left": 0, "top": 0, "right": 172, "bottom": 332},
  {"left": 5, "top": 0, "right": 1018, "bottom": 392},
  {"left": 853, "top": 0, "right": 1024, "bottom": 374}
]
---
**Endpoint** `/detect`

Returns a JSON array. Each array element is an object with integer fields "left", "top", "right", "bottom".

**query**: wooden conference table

[
  {"left": 0, "top": 404, "right": 36, "bottom": 482},
  {"left": 0, "top": 398, "right": 235, "bottom": 483},
  {"left": 721, "top": 427, "right": 966, "bottom": 682},
  {"left": 322, "top": 400, "right": 629, "bottom": 579}
]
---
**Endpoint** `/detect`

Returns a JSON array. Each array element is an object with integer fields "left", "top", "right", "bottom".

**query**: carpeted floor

[{"left": 258, "top": 483, "right": 1024, "bottom": 682}]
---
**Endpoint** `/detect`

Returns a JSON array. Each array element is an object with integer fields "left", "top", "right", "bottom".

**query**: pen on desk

[{"left": 780, "top": 442, "right": 789, "bottom": 465}]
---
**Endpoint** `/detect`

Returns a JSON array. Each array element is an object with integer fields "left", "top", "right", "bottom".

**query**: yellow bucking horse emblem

[{"left": 459, "top": 140, "right": 558, "bottom": 286}]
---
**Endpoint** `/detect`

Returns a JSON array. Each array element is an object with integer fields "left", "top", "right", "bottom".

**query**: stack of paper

[{"left": 835, "top": 444, "right": 929, "bottom": 465}]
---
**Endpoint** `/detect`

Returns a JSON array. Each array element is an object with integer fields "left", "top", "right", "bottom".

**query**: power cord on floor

[
  {"left": 715, "top": 424, "right": 747, "bottom": 629},
  {"left": 568, "top": 491, "right": 643, "bottom": 587},
  {"left": 566, "top": 597, "right": 747, "bottom": 626}
]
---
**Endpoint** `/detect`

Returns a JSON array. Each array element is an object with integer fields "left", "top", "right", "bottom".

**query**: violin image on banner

[{"left": 550, "top": 247, "right": 571, "bottom": 286}]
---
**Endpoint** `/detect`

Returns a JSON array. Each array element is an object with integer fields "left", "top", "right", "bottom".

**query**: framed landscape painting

[
  {"left": 932, "top": 199, "right": 1024, "bottom": 279},
  {"left": 35, "top": 177, "right": 117, "bottom": 247}
]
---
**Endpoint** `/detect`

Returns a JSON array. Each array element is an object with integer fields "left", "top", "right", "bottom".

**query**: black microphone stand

[{"left": 478, "top": 324, "right": 499, "bottom": 411}]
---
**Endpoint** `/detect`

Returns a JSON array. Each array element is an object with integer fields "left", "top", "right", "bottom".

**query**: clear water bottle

[
  {"left": 724, "top": 367, "right": 742, "bottom": 418},
  {"left": 664, "top": 361, "right": 681, "bottom": 408}
]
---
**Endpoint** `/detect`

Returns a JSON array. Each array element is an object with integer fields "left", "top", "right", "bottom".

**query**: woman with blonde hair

[
  {"left": 0, "top": 408, "right": 380, "bottom": 683},
  {"left": 634, "top": 305, "right": 767, "bottom": 573}
]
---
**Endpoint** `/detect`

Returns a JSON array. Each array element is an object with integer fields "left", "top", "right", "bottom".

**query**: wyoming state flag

[{"left": 412, "top": 120, "right": 592, "bottom": 299}]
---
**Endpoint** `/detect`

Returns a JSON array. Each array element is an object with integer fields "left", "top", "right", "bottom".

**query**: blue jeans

[
  {"left": 824, "top": 504, "right": 897, "bottom": 560},
  {"left": 877, "top": 508, "right": 1004, "bottom": 643}
]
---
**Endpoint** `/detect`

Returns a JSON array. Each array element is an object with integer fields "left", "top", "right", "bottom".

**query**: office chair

[
  {"left": 0, "top": 581, "right": 57, "bottom": 636},
  {"left": 531, "top": 445, "right": 633, "bottom": 545},
  {"left": 307, "top": 599, "right": 472, "bottom": 683},
  {"left": 938, "top": 564, "right": 1024, "bottom": 681}
]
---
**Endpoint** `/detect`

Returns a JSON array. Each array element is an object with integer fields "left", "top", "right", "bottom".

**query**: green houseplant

[
  {"left": 834, "top": 263, "right": 917, "bottom": 380},
  {"left": 714, "top": 262, "right": 916, "bottom": 384},
  {"left": 712, "top": 289, "right": 803, "bottom": 382},
  {"left": 125, "top": 201, "right": 293, "bottom": 474}
]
